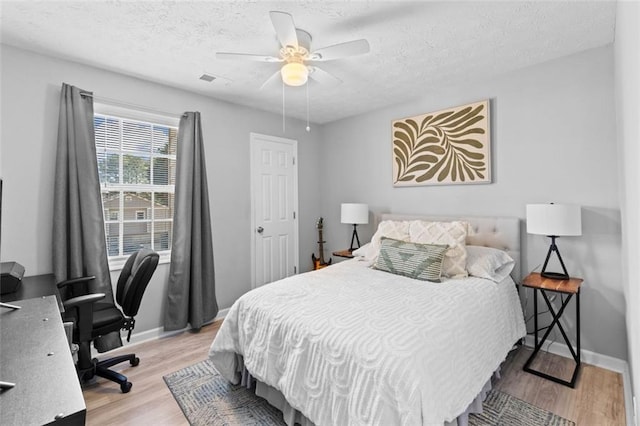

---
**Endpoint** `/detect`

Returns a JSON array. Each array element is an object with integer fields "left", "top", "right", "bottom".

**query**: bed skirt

[{"left": 239, "top": 360, "right": 501, "bottom": 426}]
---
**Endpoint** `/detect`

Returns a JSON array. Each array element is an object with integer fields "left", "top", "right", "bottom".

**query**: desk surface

[
  {"left": 0, "top": 274, "right": 63, "bottom": 311},
  {"left": 0, "top": 296, "right": 86, "bottom": 425}
]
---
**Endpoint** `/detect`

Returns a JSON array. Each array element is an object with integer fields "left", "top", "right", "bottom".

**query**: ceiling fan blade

[
  {"left": 260, "top": 70, "right": 282, "bottom": 90},
  {"left": 308, "top": 66, "right": 342, "bottom": 86},
  {"left": 309, "top": 39, "right": 370, "bottom": 61},
  {"left": 216, "top": 52, "right": 282, "bottom": 62},
  {"left": 270, "top": 11, "right": 298, "bottom": 48}
]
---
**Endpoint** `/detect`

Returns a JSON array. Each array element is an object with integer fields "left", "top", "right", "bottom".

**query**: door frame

[{"left": 249, "top": 132, "right": 299, "bottom": 289}]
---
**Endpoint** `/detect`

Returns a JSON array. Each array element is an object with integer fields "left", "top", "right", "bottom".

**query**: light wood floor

[
  {"left": 82, "top": 321, "right": 626, "bottom": 425},
  {"left": 496, "top": 347, "right": 626, "bottom": 426}
]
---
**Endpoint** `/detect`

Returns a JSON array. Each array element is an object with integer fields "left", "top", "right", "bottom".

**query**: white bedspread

[{"left": 209, "top": 259, "right": 526, "bottom": 426}]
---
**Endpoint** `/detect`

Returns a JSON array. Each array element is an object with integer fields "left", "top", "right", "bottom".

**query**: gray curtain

[
  {"left": 53, "top": 83, "right": 122, "bottom": 352},
  {"left": 164, "top": 112, "right": 218, "bottom": 331}
]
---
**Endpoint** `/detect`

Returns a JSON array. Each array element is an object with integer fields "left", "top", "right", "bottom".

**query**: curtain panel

[
  {"left": 165, "top": 111, "right": 218, "bottom": 331},
  {"left": 53, "top": 83, "right": 122, "bottom": 352}
]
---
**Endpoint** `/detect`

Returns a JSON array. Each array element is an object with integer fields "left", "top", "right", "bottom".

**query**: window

[{"left": 94, "top": 104, "right": 178, "bottom": 260}]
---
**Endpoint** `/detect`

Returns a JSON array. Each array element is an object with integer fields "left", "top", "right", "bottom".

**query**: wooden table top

[
  {"left": 332, "top": 249, "right": 355, "bottom": 258},
  {"left": 522, "top": 272, "right": 583, "bottom": 294}
]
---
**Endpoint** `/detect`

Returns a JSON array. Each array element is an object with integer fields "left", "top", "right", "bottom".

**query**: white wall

[
  {"left": 614, "top": 0, "right": 640, "bottom": 415},
  {"left": 321, "top": 46, "right": 627, "bottom": 361},
  {"left": 0, "top": 44, "right": 322, "bottom": 332},
  {"left": 0, "top": 39, "right": 631, "bottom": 365}
]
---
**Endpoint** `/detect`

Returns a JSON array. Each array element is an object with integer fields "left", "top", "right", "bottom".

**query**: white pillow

[
  {"left": 466, "top": 246, "right": 515, "bottom": 282},
  {"left": 409, "top": 220, "right": 469, "bottom": 278},
  {"left": 367, "top": 220, "right": 412, "bottom": 261},
  {"left": 352, "top": 242, "right": 375, "bottom": 259}
]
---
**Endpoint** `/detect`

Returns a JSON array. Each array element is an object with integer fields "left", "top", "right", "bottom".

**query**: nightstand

[
  {"left": 332, "top": 249, "right": 354, "bottom": 259},
  {"left": 521, "top": 272, "right": 583, "bottom": 388}
]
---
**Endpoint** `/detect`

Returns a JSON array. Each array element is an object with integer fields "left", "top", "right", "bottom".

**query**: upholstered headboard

[{"left": 379, "top": 214, "right": 522, "bottom": 280}]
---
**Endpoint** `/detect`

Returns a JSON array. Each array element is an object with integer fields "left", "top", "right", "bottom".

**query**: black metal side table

[{"left": 522, "top": 272, "right": 583, "bottom": 388}]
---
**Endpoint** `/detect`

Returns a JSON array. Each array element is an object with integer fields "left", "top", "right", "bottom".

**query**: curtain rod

[{"left": 79, "top": 91, "right": 185, "bottom": 118}]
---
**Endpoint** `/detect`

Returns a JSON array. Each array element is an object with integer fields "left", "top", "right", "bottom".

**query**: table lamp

[
  {"left": 341, "top": 203, "right": 368, "bottom": 251},
  {"left": 526, "top": 203, "right": 582, "bottom": 280}
]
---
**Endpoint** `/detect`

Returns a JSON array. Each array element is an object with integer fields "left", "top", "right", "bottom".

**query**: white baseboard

[
  {"left": 215, "top": 307, "right": 230, "bottom": 320},
  {"left": 91, "top": 307, "right": 229, "bottom": 354},
  {"left": 523, "top": 335, "right": 627, "bottom": 372},
  {"left": 523, "top": 336, "right": 634, "bottom": 425},
  {"left": 125, "top": 307, "right": 230, "bottom": 346}
]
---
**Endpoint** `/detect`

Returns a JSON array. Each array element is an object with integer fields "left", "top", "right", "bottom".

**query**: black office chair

[{"left": 58, "top": 249, "right": 159, "bottom": 393}]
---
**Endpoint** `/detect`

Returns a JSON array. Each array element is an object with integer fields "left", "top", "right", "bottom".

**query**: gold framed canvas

[{"left": 392, "top": 100, "right": 491, "bottom": 186}]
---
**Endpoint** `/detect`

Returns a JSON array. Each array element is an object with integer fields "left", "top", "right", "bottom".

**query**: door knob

[{"left": 257, "top": 226, "right": 264, "bottom": 234}]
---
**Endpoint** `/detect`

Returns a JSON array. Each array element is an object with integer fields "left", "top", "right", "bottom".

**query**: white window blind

[{"left": 94, "top": 110, "right": 178, "bottom": 259}]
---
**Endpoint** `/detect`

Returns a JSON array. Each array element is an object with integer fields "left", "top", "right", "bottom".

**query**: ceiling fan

[{"left": 216, "top": 11, "right": 370, "bottom": 89}]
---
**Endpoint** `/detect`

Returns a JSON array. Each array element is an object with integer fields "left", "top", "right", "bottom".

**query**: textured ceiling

[{"left": 0, "top": 1, "right": 616, "bottom": 124}]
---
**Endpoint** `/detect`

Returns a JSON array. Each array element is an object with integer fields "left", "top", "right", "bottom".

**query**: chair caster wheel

[
  {"left": 121, "top": 381, "right": 132, "bottom": 393},
  {"left": 131, "top": 357, "right": 140, "bottom": 367}
]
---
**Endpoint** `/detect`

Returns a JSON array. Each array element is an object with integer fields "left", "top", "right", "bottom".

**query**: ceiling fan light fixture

[{"left": 281, "top": 62, "right": 308, "bottom": 86}]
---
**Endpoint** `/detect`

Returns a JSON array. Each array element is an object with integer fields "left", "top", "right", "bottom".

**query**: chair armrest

[
  {"left": 64, "top": 292, "right": 105, "bottom": 343},
  {"left": 57, "top": 276, "right": 96, "bottom": 290},
  {"left": 63, "top": 293, "right": 105, "bottom": 310}
]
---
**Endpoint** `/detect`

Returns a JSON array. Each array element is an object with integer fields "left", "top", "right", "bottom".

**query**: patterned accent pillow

[
  {"left": 374, "top": 237, "right": 448, "bottom": 282},
  {"left": 367, "top": 220, "right": 412, "bottom": 261},
  {"left": 408, "top": 221, "right": 469, "bottom": 278},
  {"left": 466, "top": 246, "right": 515, "bottom": 282}
]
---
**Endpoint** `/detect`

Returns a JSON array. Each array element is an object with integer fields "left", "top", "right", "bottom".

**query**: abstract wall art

[{"left": 392, "top": 100, "right": 491, "bottom": 186}]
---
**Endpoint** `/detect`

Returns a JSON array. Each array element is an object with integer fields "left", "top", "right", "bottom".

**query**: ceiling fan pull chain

[
  {"left": 306, "top": 82, "right": 310, "bottom": 132},
  {"left": 282, "top": 79, "right": 286, "bottom": 133}
]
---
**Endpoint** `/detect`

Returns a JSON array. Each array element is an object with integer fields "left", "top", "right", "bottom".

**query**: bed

[{"left": 209, "top": 214, "right": 526, "bottom": 425}]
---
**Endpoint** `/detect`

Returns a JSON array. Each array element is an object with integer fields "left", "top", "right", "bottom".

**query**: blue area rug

[{"left": 164, "top": 359, "right": 575, "bottom": 426}]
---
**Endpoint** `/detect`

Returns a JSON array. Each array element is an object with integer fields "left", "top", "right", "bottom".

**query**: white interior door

[{"left": 250, "top": 133, "right": 298, "bottom": 288}]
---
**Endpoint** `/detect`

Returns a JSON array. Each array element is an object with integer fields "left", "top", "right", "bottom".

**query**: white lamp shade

[
  {"left": 526, "top": 204, "right": 582, "bottom": 236},
  {"left": 341, "top": 203, "right": 369, "bottom": 224}
]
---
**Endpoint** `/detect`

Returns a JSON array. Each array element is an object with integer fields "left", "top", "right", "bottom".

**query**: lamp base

[
  {"left": 540, "top": 271, "right": 570, "bottom": 281},
  {"left": 349, "top": 224, "right": 361, "bottom": 252},
  {"left": 540, "top": 236, "right": 571, "bottom": 281}
]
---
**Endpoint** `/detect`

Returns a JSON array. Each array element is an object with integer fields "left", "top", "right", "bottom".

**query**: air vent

[
  {"left": 199, "top": 73, "right": 216, "bottom": 82},
  {"left": 197, "top": 73, "right": 232, "bottom": 86}
]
